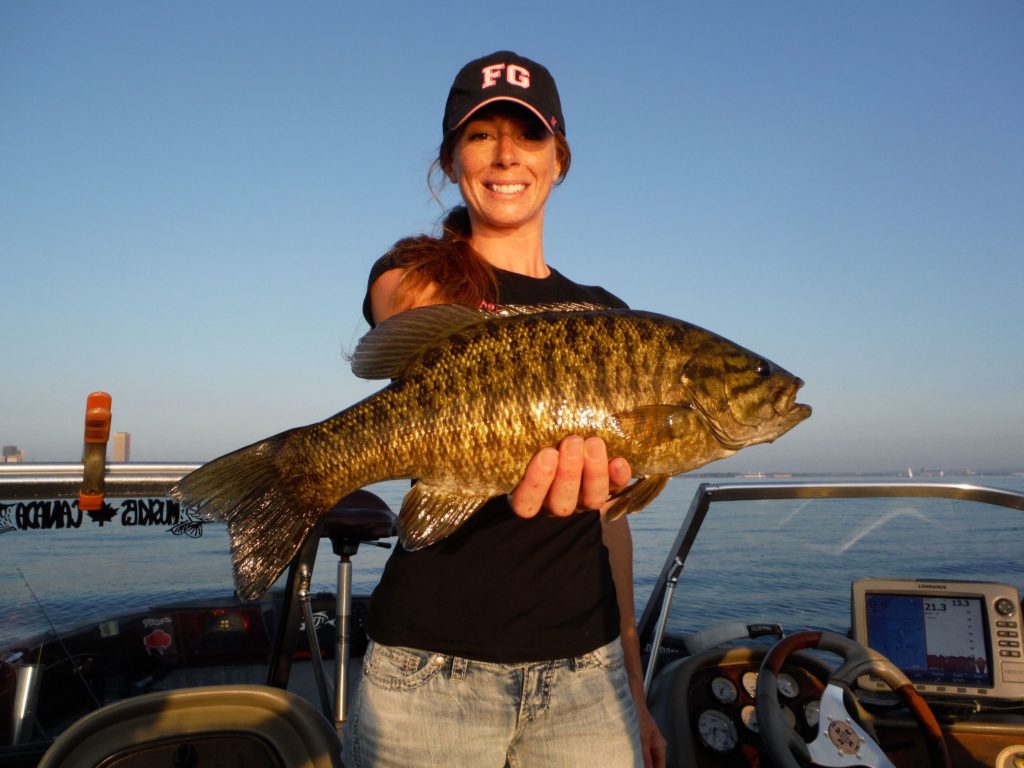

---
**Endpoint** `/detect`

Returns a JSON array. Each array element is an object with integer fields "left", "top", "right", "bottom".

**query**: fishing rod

[
  {"left": 7, "top": 392, "right": 112, "bottom": 741},
  {"left": 16, "top": 568, "right": 102, "bottom": 709}
]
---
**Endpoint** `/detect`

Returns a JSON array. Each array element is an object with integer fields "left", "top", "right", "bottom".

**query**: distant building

[
  {"left": 1, "top": 445, "right": 24, "bottom": 463},
  {"left": 113, "top": 432, "right": 131, "bottom": 462}
]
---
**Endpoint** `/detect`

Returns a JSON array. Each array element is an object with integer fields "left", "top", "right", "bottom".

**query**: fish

[{"left": 171, "top": 303, "right": 810, "bottom": 600}]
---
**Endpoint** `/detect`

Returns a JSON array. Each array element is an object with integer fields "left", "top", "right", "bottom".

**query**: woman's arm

[
  {"left": 603, "top": 514, "right": 667, "bottom": 768},
  {"left": 368, "top": 267, "right": 440, "bottom": 325}
]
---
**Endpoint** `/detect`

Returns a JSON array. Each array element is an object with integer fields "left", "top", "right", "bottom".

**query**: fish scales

[
  {"left": 172, "top": 303, "right": 810, "bottom": 600},
  {"left": 384, "top": 311, "right": 680, "bottom": 485}
]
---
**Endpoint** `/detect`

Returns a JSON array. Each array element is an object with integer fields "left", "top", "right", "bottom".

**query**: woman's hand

[
  {"left": 509, "top": 436, "right": 631, "bottom": 518},
  {"left": 636, "top": 693, "right": 668, "bottom": 768}
]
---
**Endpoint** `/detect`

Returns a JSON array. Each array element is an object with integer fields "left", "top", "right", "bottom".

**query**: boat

[{"left": 2, "top": 463, "right": 1023, "bottom": 767}]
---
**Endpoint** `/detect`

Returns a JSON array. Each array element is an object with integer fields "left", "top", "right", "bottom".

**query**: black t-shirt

[{"left": 362, "top": 254, "right": 627, "bottom": 662}]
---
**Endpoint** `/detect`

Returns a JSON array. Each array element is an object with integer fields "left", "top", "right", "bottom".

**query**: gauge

[
  {"left": 743, "top": 703, "right": 797, "bottom": 734},
  {"left": 697, "top": 709, "right": 738, "bottom": 753},
  {"left": 740, "top": 704, "right": 759, "bottom": 732},
  {"left": 994, "top": 745, "right": 1024, "bottom": 768},
  {"left": 777, "top": 672, "right": 799, "bottom": 699},
  {"left": 741, "top": 671, "right": 759, "bottom": 698},
  {"left": 710, "top": 676, "right": 738, "bottom": 703},
  {"left": 804, "top": 699, "right": 820, "bottom": 728}
]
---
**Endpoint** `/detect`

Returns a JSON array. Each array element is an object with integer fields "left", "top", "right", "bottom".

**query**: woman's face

[{"left": 448, "top": 105, "right": 562, "bottom": 238}]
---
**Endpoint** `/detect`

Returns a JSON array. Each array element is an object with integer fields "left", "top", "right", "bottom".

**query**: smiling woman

[{"left": 350, "top": 51, "right": 667, "bottom": 767}]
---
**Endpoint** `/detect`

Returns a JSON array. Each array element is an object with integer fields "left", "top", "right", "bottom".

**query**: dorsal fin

[
  {"left": 351, "top": 301, "right": 612, "bottom": 380},
  {"left": 489, "top": 301, "right": 611, "bottom": 317},
  {"left": 351, "top": 304, "right": 484, "bottom": 380}
]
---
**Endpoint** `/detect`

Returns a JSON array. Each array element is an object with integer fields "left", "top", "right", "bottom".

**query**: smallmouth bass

[{"left": 171, "top": 303, "right": 810, "bottom": 600}]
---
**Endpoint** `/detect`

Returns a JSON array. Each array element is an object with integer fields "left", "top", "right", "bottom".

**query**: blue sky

[{"left": 3, "top": 1, "right": 1022, "bottom": 474}]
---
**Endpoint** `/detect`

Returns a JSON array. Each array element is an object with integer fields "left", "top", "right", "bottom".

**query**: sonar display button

[{"left": 994, "top": 598, "right": 1017, "bottom": 617}]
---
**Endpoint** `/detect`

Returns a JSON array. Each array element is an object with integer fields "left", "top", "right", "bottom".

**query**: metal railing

[{"left": 0, "top": 463, "right": 197, "bottom": 500}]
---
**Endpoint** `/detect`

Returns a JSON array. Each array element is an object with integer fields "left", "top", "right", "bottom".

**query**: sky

[{"left": 2, "top": 1, "right": 1022, "bottom": 474}]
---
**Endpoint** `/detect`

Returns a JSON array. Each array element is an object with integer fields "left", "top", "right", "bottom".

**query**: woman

[{"left": 348, "top": 51, "right": 666, "bottom": 768}]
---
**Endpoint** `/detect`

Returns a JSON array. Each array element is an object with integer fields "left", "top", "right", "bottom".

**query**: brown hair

[
  {"left": 380, "top": 206, "right": 499, "bottom": 309},
  {"left": 384, "top": 117, "right": 572, "bottom": 309}
]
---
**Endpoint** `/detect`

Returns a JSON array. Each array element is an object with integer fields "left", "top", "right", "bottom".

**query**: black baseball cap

[{"left": 443, "top": 51, "right": 565, "bottom": 137}]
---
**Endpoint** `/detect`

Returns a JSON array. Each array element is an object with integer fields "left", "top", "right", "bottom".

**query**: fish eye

[{"left": 755, "top": 360, "right": 772, "bottom": 378}]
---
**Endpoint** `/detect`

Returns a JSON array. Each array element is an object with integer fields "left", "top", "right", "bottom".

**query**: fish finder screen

[{"left": 864, "top": 593, "right": 992, "bottom": 688}]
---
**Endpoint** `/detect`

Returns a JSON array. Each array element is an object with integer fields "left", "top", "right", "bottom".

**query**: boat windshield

[{"left": 633, "top": 479, "right": 1024, "bottom": 685}]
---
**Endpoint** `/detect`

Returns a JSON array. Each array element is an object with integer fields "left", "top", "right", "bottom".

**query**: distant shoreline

[{"left": 2, "top": 461, "right": 1021, "bottom": 479}]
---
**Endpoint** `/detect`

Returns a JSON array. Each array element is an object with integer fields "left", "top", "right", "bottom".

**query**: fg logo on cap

[{"left": 481, "top": 63, "right": 530, "bottom": 89}]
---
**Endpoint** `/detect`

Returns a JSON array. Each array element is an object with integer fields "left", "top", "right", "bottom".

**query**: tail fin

[{"left": 170, "top": 433, "right": 328, "bottom": 601}]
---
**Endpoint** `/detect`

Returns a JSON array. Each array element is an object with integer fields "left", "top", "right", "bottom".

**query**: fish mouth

[
  {"left": 775, "top": 378, "right": 812, "bottom": 421},
  {"left": 685, "top": 374, "right": 811, "bottom": 451}
]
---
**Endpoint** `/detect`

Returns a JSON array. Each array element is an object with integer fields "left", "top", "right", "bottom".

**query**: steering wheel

[{"left": 756, "top": 630, "right": 950, "bottom": 768}]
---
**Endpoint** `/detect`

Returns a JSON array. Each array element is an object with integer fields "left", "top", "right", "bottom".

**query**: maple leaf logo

[{"left": 87, "top": 501, "right": 118, "bottom": 526}]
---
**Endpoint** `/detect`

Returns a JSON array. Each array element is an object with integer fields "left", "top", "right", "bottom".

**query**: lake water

[{"left": 3, "top": 474, "right": 1023, "bottom": 649}]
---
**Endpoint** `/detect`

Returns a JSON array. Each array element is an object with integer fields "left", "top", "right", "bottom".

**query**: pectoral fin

[
  {"left": 605, "top": 474, "right": 671, "bottom": 521},
  {"left": 397, "top": 483, "right": 493, "bottom": 551},
  {"left": 609, "top": 405, "right": 697, "bottom": 447}
]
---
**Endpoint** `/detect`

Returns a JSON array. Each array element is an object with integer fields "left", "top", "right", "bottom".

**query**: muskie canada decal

[{"left": 0, "top": 498, "right": 206, "bottom": 537}]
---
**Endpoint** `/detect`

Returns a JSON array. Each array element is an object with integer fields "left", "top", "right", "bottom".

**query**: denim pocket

[{"left": 364, "top": 642, "right": 448, "bottom": 691}]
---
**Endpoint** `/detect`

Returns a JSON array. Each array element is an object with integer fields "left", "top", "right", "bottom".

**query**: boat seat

[
  {"left": 321, "top": 489, "right": 396, "bottom": 555},
  {"left": 36, "top": 684, "right": 343, "bottom": 768}
]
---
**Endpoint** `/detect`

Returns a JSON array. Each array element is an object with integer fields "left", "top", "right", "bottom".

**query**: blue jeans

[{"left": 345, "top": 638, "right": 642, "bottom": 767}]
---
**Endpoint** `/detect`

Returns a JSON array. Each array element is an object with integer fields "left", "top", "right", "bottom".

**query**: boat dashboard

[
  {"left": 650, "top": 645, "right": 831, "bottom": 766},
  {"left": 648, "top": 581, "right": 1024, "bottom": 767}
]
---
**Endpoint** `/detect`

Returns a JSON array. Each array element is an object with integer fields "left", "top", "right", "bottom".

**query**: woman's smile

[{"left": 486, "top": 182, "right": 528, "bottom": 194}]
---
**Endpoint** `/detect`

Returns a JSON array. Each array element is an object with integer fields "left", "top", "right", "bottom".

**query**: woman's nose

[{"left": 493, "top": 133, "right": 519, "bottom": 166}]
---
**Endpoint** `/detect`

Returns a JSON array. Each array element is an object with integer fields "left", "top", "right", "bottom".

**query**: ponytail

[{"left": 380, "top": 205, "right": 498, "bottom": 309}]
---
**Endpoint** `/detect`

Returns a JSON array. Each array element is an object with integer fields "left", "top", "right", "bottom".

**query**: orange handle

[
  {"left": 80, "top": 392, "right": 112, "bottom": 511},
  {"left": 83, "top": 391, "right": 112, "bottom": 444}
]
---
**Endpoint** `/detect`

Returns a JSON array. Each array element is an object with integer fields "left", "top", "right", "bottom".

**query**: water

[{"left": 3, "top": 474, "right": 1023, "bottom": 649}]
